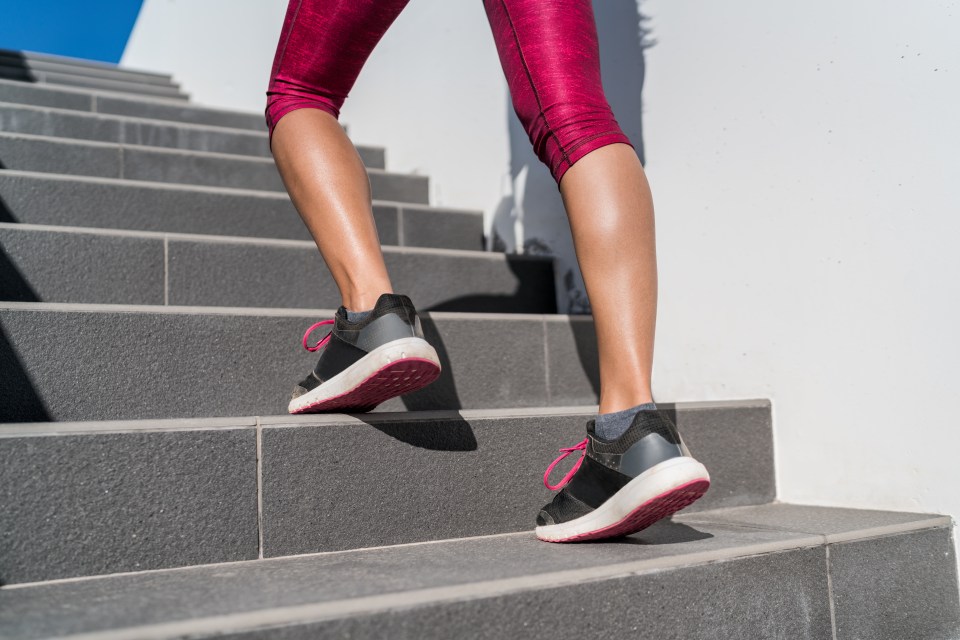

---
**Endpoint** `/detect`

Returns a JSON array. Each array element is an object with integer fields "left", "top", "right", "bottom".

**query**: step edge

[
  {"left": 0, "top": 400, "right": 768, "bottom": 436},
  {"left": 0, "top": 221, "right": 543, "bottom": 261},
  {"left": 0, "top": 300, "right": 565, "bottom": 321}
]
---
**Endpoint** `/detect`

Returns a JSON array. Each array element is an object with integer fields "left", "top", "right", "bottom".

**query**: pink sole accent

[
  {"left": 290, "top": 357, "right": 441, "bottom": 414},
  {"left": 539, "top": 478, "right": 711, "bottom": 543}
]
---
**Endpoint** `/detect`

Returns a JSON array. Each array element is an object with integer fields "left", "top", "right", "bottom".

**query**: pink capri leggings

[{"left": 265, "top": 0, "right": 635, "bottom": 186}]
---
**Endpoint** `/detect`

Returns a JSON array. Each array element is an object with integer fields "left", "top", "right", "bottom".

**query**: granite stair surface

[{"left": 1, "top": 51, "right": 958, "bottom": 640}]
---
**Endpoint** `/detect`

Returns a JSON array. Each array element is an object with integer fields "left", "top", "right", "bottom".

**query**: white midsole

[
  {"left": 288, "top": 337, "right": 441, "bottom": 412},
  {"left": 535, "top": 456, "right": 710, "bottom": 541}
]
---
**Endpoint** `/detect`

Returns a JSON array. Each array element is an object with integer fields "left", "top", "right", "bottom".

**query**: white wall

[
  {"left": 121, "top": 0, "right": 511, "bottom": 226},
  {"left": 123, "top": 0, "right": 960, "bottom": 560},
  {"left": 641, "top": 0, "right": 960, "bottom": 549},
  {"left": 122, "top": 0, "right": 287, "bottom": 114}
]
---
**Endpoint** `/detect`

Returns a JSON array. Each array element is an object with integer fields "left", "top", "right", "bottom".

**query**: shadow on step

[
  {"left": 0, "top": 51, "right": 37, "bottom": 83},
  {"left": 609, "top": 519, "right": 713, "bottom": 545},
  {"left": 0, "top": 245, "right": 39, "bottom": 301},
  {"left": 0, "top": 326, "right": 51, "bottom": 422},
  {"left": 0, "top": 243, "right": 50, "bottom": 421},
  {"left": 361, "top": 416, "right": 477, "bottom": 452},
  {"left": 425, "top": 255, "right": 557, "bottom": 315},
  {"left": 0, "top": 193, "right": 13, "bottom": 222},
  {"left": 393, "top": 313, "right": 466, "bottom": 413}
]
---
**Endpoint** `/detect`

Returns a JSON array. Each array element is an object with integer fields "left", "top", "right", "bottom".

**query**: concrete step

[
  {"left": 0, "top": 49, "right": 175, "bottom": 86},
  {"left": 1, "top": 303, "right": 604, "bottom": 422},
  {"left": 0, "top": 506, "right": 955, "bottom": 639},
  {"left": 0, "top": 223, "right": 554, "bottom": 311},
  {"left": 0, "top": 49, "right": 175, "bottom": 87},
  {"left": 0, "top": 78, "right": 266, "bottom": 130},
  {"left": 0, "top": 401, "right": 775, "bottom": 583},
  {"left": 0, "top": 102, "right": 287, "bottom": 159},
  {"left": 0, "top": 68, "right": 189, "bottom": 101},
  {"left": 0, "top": 171, "right": 483, "bottom": 250},
  {"left": 0, "top": 133, "right": 426, "bottom": 202}
]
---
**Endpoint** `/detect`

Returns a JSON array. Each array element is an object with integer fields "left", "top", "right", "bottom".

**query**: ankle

[
  {"left": 343, "top": 288, "right": 393, "bottom": 313},
  {"left": 598, "top": 390, "right": 654, "bottom": 415}
]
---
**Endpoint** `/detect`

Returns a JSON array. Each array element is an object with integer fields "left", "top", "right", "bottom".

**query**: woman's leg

[
  {"left": 266, "top": 0, "right": 441, "bottom": 415},
  {"left": 266, "top": 0, "right": 411, "bottom": 312},
  {"left": 559, "top": 144, "right": 657, "bottom": 414},
  {"left": 482, "top": 0, "right": 655, "bottom": 414},
  {"left": 483, "top": 0, "right": 709, "bottom": 541}
]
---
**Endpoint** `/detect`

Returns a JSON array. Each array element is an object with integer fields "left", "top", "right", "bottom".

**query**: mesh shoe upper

[
  {"left": 292, "top": 293, "right": 425, "bottom": 399},
  {"left": 537, "top": 408, "right": 687, "bottom": 526}
]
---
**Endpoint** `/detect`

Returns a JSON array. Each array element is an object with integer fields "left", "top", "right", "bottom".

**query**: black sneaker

[
  {"left": 535, "top": 408, "right": 710, "bottom": 542},
  {"left": 288, "top": 292, "right": 441, "bottom": 414}
]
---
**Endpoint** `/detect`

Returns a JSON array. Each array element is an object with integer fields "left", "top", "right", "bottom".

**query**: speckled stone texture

[
  {"left": 0, "top": 134, "right": 426, "bottom": 201},
  {"left": 0, "top": 173, "right": 400, "bottom": 244},
  {"left": 829, "top": 527, "right": 960, "bottom": 640},
  {"left": 0, "top": 133, "right": 120, "bottom": 178},
  {"left": 166, "top": 239, "right": 555, "bottom": 312},
  {"left": 0, "top": 428, "right": 258, "bottom": 584},
  {"left": 0, "top": 518, "right": 828, "bottom": 639},
  {"left": 0, "top": 308, "right": 557, "bottom": 421},
  {"left": 0, "top": 77, "right": 94, "bottom": 111},
  {"left": 401, "top": 206, "right": 484, "bottom": 251},
  {"left": 0, "top": 173, "right": 484, "bottom": 249},
  {"left": 235, "top": 548, "right": 832, "bottom": 640},
  {"left": 0, "top": 226, "right": 165, "bottom": 304},
  {"left": 93, "top": 94, "right": 269, "bottom": 130}
]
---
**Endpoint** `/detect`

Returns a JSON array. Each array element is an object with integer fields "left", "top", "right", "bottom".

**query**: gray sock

[
  {"left": 594, "top": 401, "right": 658, "bottom": 440},
  {"left": 344, "top": 308, "right": 372, "bottom": 322}
]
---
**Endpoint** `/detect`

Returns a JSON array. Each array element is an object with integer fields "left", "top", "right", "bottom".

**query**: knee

[
  {"left": 264, "top": 84, "right": 342, "bottom": 144},
  {"left": 521, "top": 100, "right": 635, "bottom": 186}
]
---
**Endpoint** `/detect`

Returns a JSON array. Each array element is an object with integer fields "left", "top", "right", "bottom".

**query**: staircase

[{"left": 1, "top": 52, "right": 958, "bottom": 640}]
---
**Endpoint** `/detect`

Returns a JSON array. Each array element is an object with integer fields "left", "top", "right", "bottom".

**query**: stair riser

[
  {"left": 0, "top": 136, "right": 427, "bottom": 202},
  {"left": 1, "top": 309, "right": 602, "bottom": 421},
  {"left": 0, "top": 68, "right": 188, "bottom": 100},
  {"left": 0, "top": 79, "right": 266, "bottom": 130},
  {"left": 0, "top": 173, "right": 483, "bottom": 250},
  {"left": 0, "top": 226, "right": 554, "bottom": 312},
  {"left": 0, "top": 403, "right": 775, "bottom": 583},
  {"left": 0, "top": 105, "right": 384, "bottom": 164},
  {"left": 0, "top": 56, "right": 177, "bottom": 86}
]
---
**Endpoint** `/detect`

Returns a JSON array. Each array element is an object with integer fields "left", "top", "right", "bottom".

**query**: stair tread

[
  {"left": 0, "top": 504, "right": 946, "bottom": 640},
  {"left": 0, "top": 401, "right": 768, "bottom": 432}
]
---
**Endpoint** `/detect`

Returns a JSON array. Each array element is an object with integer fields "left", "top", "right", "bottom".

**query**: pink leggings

[{"left": 265, "top": 0, "right": 634, "bottom": 186}]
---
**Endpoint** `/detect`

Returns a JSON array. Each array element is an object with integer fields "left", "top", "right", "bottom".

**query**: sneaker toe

[
  {"left": 535, "top": 509, "right": 555, "bottom": 526},
  {"left": 290, "top": 384, "right": 309, "bottom": 400}
]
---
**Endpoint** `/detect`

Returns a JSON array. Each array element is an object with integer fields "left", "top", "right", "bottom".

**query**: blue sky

[{"left": 0, "top": 0, "right": 145, "bottom": 63}]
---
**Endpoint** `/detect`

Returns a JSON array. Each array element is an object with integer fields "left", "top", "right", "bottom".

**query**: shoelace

[
  {"left": 302, "top": 319, "right": 335, "bottom": 352},
  {"left": 543, "top": 437, "right": 588, "bottom": 490}
]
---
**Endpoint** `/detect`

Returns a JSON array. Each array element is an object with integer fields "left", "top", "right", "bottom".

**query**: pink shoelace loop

[
  {"left": 302, "top": 319, "right": 335, "bottom": 352},
  {"left": 543, "top": 437, "right": 589, "bottom": 491}
]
